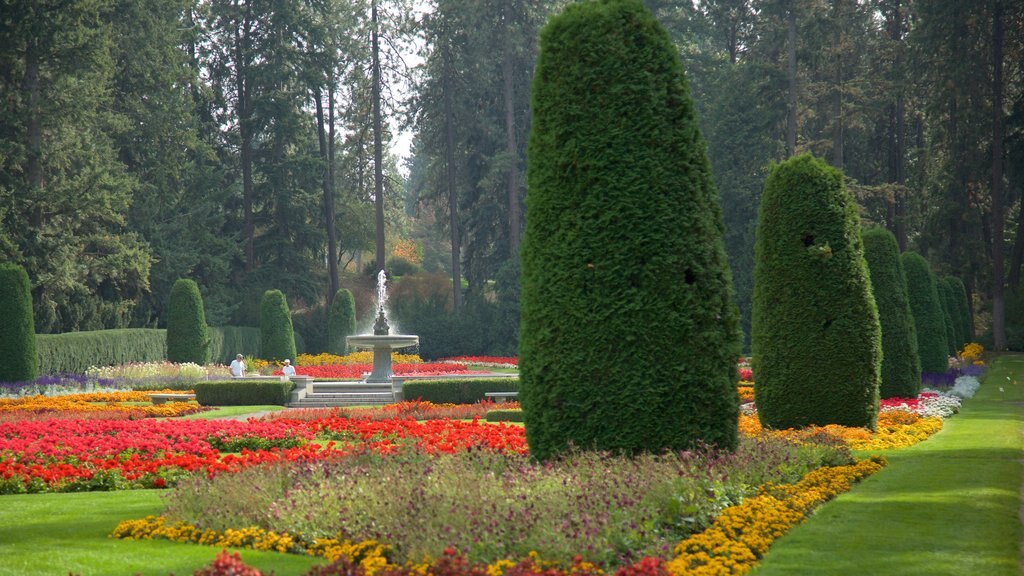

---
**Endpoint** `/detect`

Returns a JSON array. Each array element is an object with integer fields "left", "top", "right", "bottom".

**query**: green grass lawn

[
  {"left": 180, "top": 405, "right": 288, "bottom": 420},
  {"left": 750, "top": 355, "right": 1024, "bottom": 576},
  {"left": 0, "top": 490, "right": 322, "bottom": 576}
]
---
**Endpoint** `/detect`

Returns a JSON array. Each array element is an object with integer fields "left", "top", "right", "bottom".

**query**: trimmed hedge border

[
  {"left": 37, "top": 329, "right": 167, "bottom": 375},
  {"left": 485, "top": 409, "right": 524, "bottom": 423},
  {"left": 194, "top": 380, "right": 293, "bottom": 406},
  {"left": 403, "top": 378, "right": 519, "bottom": 404},
  {"left": 209, "top": 326, "right": 262, "bottom": 364}
]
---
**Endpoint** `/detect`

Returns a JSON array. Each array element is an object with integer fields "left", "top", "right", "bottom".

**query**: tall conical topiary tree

[
  {"left": 520, "top": 0, "right": 741, "bottom": 460},
  {"left": 166, "top": 278, "right": 210, "bottom": 365},
  {"left": 752, "top": 154, "right": 881, "bottom": 430},
  {"left": 260, "top": 290, "right": 296, "bottom": 362},
  {"left": 0, "top": 264, "right": 38, "bottom": 382},
  {"left": 936, "top": 278, "right": 961, "bottom": 354},
  {"left": 900, "top": 252, "right": 949, "bottom": 373},
  {"left": 328, "top": 288, "right": 357, "bottom": 356},
  {"left": 948, "top": 276, "right": 973, "bottom": 346},
  {"left": 861, "top": 228, "right": 921, "bottom": 399}
]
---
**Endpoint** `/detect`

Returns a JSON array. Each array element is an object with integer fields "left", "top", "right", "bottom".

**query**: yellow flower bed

[
  {"left": 737, "top": 386, "right": 754, "bottom": 404},
  {"left": 294, "top": 352, "right": 424, "bottom": 366},
  {"left": 959, "top": 342, "right": 984, "bottom": 363},
  {"left": 665, "top": 456, "right": 886, "bottom": 576},
  {"left": 737, "top": 410, "right": 943, "bottom": 451},
  {"left": 111, "top": 516, "right": 392, "bottom": 574},
  {"left": 0, "top": 390, "right": 202, "bottom": 418}
]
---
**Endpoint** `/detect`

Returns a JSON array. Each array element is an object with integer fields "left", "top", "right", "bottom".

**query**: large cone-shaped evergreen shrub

[
  {"left": 862, "top": 228, "right": 921, "bottom": 398},
  {"left": 519, "top": 0, "right": 741, "bottom": 460},
  {"left": 948, "top": 276, "right": 972, "bottom": 346},
  {"left": 260, "top": 290, "right": 296, "bottom": 362},
  {"left": 900, "top": 252, "right": 949, "bottom": 373},
  {"left": 752, "top": 154, "right": 881, "bottom": 430},
  {"left": 328, "top": 289, "right": 357, "bottom": 355},
  {"left": 166, "top": 278, "right": 210, "bottom": 365},
  {"left": 936, "top": 278, "right": 961, "bottom": 354},
  {"left": 0, "top": 264, "right": 38, "bottom": 382}
]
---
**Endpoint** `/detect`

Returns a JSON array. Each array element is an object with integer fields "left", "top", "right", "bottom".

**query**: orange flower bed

[
  {"left": 0, "top": 390, "right": 205, "bottom": 419},
  {"left": 738, "top": 410, "right": 942, "bottom": 451}
]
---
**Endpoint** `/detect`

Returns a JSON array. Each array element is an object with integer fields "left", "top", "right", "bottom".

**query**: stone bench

[
  {"left": 148, "top": 393, "right": 196, "bottom": 405},
  {"left": 484, "top": 391, "right": 519, "bottom": 404}
]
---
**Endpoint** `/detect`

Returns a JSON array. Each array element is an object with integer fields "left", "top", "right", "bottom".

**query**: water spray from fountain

[{"left": 348, "top": 269, "right": 418, "bottom": 385}]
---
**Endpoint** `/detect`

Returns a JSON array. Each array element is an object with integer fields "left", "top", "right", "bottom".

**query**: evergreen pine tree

[
  {"left": 948, "top": 277, "right": 973, "bottom": 346},
  {"left": 0, "top": 264, "right": 38, "bottom": 382},
  {"left": 936, "top": 278, "right": 961, "bottom": 354},
  {"left": 752, "top": 154, "right": 881, "bottom": 429},
  {"left": 260, "top": 290, "right": 297, "bottom": 362},
  {"left": 166, "top": 279, "right": 210, "bottom": 365},
  {"left": 520, "top": 0, "right": 741, "bottom": 460},
  {"left": 328, "top": 289, "right": 357, "bottom": 356},
  {"left": 861, "top": 228, "right": 921, "bottom": 398},
  {"left": 900, "top": 252, "right": 950, "bottom": 373}
]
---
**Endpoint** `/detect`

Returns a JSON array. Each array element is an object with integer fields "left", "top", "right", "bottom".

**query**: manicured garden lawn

[
  {"left": 180, "top": 405, "right": 288, "bottom": 420},
  {"left": 0, "top": 490, "right": 322, "bottom": 576},
  {"left": 751, "top": 355, "right": 1024, "bottom": 576}
]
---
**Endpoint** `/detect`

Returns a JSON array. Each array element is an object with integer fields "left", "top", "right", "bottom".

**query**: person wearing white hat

[
  {"left": 281, "top": 359, "right": 296, "bottom": 377},
  {"left": 229, "top": 354, "right": 246, "bottom": 377}
]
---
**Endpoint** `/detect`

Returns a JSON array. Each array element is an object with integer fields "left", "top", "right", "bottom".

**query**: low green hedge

[
  {"left": 402, "top": 378, "right": 519, "bottom": 404},
  {"left": 485, "top": 409, "right": 523, "bottom": 423},
  {"left": 37, "top": 329, "right": 167, "bottom": 375},
  {"left": 194, "top": 380, "right": 293, "bottom": 406}
]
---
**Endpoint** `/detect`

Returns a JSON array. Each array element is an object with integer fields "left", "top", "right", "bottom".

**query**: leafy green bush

[
  {"left": 485, "top": 409, "right": 523, "bottom": 423},
  {"left": 260, "top": 290, "right": 296, "bottom": 362},
  {"left": 0, "top": 264, "right": 38, "bottom": 382},
  {"left": 752, "top": 154, "right": 881, "bottom": 429},
  {"left": 936, "top": 278, "right": 961, "bottom": 354},
  {"left": 37, "top": 329, "right": 167, "bottom": 375},
  {"left": 861, "top": 228, "right": 921, "bottom": 399},
  {"left": 901, "top": 252, "right": 949, "bottom": 372},
  {"left": 166, "top": 279, "right": 210, "bottom": 365},
  {"left": 208, "top": 326, "right": 261, "bottom": 364},
  {"left": 521, "top": 0, "right": 741, "bottom": 459},
  {"left": 327, "top": 289, "right": 357, "bottom": 356},
  {"left": 193, "top": 380, "right": 293, "bottom": 406},
  {"left": 402, "top": 378, "right": 519, "bottom": 404},
  {"left": 947, "top": 276, "right": 973, "bottom": 345}
]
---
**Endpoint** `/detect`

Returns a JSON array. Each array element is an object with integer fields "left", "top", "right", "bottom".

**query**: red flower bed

[
  {"left": 276, "top": 363, "right": 487, "bottom": 379},
  {"left": 0, "top": 416, "right": 526, "bottom": 493},
  {"left": 439, "top": 356, "right": 518, "bottom": 367}
]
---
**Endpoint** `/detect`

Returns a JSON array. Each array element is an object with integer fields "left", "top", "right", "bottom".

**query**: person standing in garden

[
  {"left": 281, "top": 359, "right": 296, "bottom": 377},
  {"left": 229, "top": 354, "right": 246, "bottom": 377}
]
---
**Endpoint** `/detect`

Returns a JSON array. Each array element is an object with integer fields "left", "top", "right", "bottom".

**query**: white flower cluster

[
  {"left": 949, "top": 376, "right": 981, "bottom": 399},
  {"left": 85, "top": 361, "right": 211, "bottom": 382},
  {"left": 917, "top": 394, "right": 961, "bottom": 418}
]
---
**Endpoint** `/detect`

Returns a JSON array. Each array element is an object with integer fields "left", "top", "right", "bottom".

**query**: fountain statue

[{"left": 347, "top": 270, "right": 419, "bottom": 384}]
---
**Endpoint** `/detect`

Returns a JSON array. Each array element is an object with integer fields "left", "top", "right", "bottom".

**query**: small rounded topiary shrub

[
  {"left": 166, "top": 278, "right": 210, "bottom": 365},
  {"left": 520, "top": 0, "right": 741, "bottom": 461},
  {"left": 900, "top": 252, "right": 949, "bottom": 373},
  {"left": 861, "top": 228, "right": 921, "bottom": 399},
  {"left": 752, "top": 154, "right": 881, "bottom": 430},
  {"left": 0, "top": 263, "right": 38, "bottom": 382},
  {"left": 936, "top": 277, "right": 961, "bottom": 354},
  {"left": 328, "top": 288, "right": 357, "bottom": 356},
  {"left": 260, "top": 290, "right": 297, "bottom": 362}
]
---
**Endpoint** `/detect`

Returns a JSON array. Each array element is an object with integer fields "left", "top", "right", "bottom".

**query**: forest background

[{"left": 1, "top": 0, "right": 1022, "bottom": 357}]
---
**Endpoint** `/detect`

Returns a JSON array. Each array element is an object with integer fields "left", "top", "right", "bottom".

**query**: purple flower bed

[{"left": 0, "top": 373, "right": 129, "bottom": 398}]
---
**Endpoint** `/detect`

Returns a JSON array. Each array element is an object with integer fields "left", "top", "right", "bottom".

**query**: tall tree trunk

[
  {"left": 372, "top": 0, "right": 386, "bottom": 273},
  {"left": 991, "top": 0, "right": 1006, "bottom": 350},
  {"left": 503, "top": 10, "right": 521, "bottom": 256},
  {"left": 885, "top": 0, "right": 908, "bottom": 250},
  {"left": 315, "top": 87, "right": 339, "bottom": 302},
  {"left": 235, "top": 2, "right": 255, "bottom": 272},
  {"left": 833, "top": 52, "right": 843, "bottom": 169},
  {"left": 443, "top": 45, "right": 462, "bottom": 312},
  {"left": 786, "top": 2, "right": 797, "bottom": 157}
]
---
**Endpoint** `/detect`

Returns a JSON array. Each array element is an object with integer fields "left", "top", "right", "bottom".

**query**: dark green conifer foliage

[
  {"left": 165, "top": 279, "right": 210, "bottom": 365},
  {"left": 948, "top": 277, "right": 973, "bottom": 346},
  {"left": 519, "top": 0, "right": 741, "bottom": 460},
  {"left": 0, "top": 264, "right": 38, "bottom": 382},
  {"left": 900, "top": 252, "right": 949, "bottom": 372},
  {"left": 328, "top": 289, "right": 357, "bottom": 356},
  {"left": 260, "top": 290, "right": 296, "bottom": 362},
  {"left": 936, "top": 278, "right": 961, "bottom": 354},
  {"left": 752, "top": 154, "right": 881, "bottom": 430},
  {"left": 861, "top": 228, "right": 921, "bottom": 398}
]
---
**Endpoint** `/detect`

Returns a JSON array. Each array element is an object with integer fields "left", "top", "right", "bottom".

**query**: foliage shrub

[
  {"left": 328, "top": 289, "right": 357, "bottom": 356},
  {"left": 0, "top": 264, "right": 38, "bottom": 382},
  {"left": 935, "top": 278, "right": 960, "bottom": 355},
  {"left": 521, "top": 0, "right": 741, "bottom": 459},
  {"left": 260, "top": 290, "right": 297, "bottom": 362},
  {"left": 193, "top": 380, "right": 293, "bottom": 406},
  {"left": 37, "top": 329, "right": 167, "bottom": 375},
  {"left": 166, "top": 279, "right": 211, "bottom": 365},
  {"left": 752, "top": 154, "right": 881, "bottom": 429},
  {"left": 485, "top": 409, "right": 524, "bottom": 423},
  {"left": 387, "top": 257, "right": 422, "bottom": 277},
  {"left": 947, "top": 276, "right": 972, "bottom": 344},
  {"left": 402, "top": 378, "right": 519, "bottom": 404},
  {"left": 208, "top": 326, "right": 261, "bottom": 364},
  {"left": 861, "top": 228, "right": 921, "bottom": 398},
  {"left": 900, "top": 252, "right": 950, "bottom": 372}
]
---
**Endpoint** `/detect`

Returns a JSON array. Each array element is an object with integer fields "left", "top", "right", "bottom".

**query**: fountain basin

[{"left": 347, "top": 334, "right": 419, "bottom": 384}]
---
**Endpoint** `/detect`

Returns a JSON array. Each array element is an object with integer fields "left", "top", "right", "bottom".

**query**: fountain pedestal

[{"left": 346, "top": 334, "right": 419, "bottom": 385}]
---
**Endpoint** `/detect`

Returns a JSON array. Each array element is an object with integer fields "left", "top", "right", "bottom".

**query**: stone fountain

[{"left": 346, "top": 270, "right": 419, "bottom": 385}]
